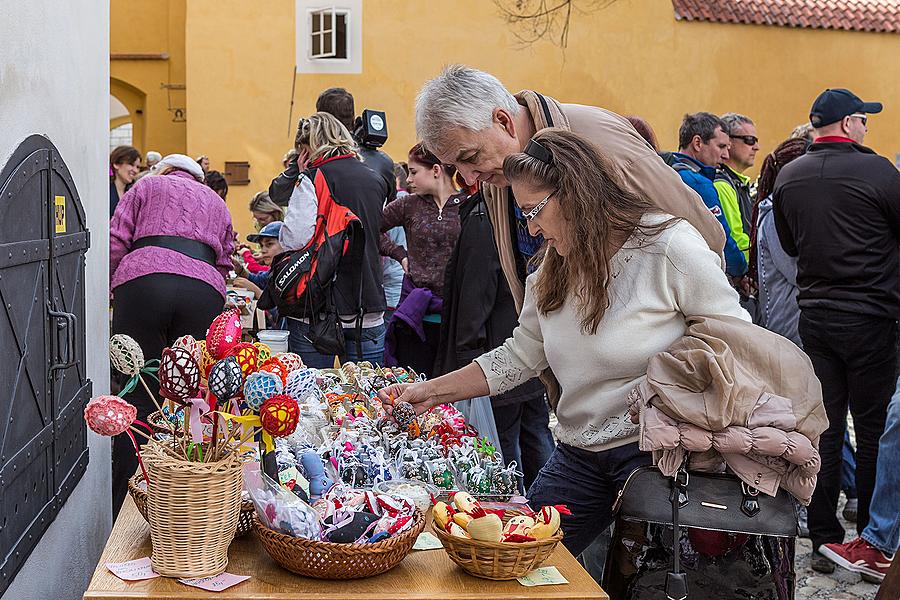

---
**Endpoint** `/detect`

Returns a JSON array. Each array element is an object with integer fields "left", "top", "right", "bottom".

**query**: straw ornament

[
  {"left": 158, "top": 347, "right": 200, "bottom": 402},
  {"left": 243, "top": 371, "right": 283, "bottom": 411},
  {"left": 260, "top": 395, "right": 300, "bottom": 437},
  {"left": 172, "top": 334, "right": 202, "bottom": 365},
  {"left": 205, "top": 308, "right": 242, "bottom": 359}
]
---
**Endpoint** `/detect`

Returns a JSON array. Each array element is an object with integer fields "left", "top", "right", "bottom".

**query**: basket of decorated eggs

[{"left": 431, "top": 492, "right": 566, "bottom": 580}]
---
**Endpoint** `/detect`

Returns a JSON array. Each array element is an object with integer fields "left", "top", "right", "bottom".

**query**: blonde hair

[
  {"left": 295, "top": 112, "right": 358, "bottom": 161},
  {"left": 503, "top": 129, "right": 676, "bottom": 335},
  {"left": 249, "top": 191, "right": 284, "bottom": 221}
]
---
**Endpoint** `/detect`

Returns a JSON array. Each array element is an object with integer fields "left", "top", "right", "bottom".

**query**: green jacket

[{"left": 714, "top": 168, "right": 752, "bottom": 260}]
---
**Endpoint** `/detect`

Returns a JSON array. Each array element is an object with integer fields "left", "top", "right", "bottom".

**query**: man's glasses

[
  {"left": 850, "top": 113, "right": 868, "bottom": 126},
  {"left": 729, "top": 135, "right": 759, "bottom": 146},
  {"left": 522, "top": 190, "right": 556, "bottom": 221}
]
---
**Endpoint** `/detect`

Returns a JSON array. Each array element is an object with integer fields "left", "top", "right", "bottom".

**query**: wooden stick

[
  {"left": 138, "top": 374, "right": 166, "bottom": 416},
  {"left": 129, "top": 424, "right": 154, "bottom": 443},
  {"left": 221, "top": 427, "right": 259, "bottom": 460}
]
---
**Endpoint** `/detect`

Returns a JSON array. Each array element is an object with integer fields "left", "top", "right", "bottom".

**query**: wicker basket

[
  {"left": 432, "top": 522, "right": 563, "bottom": 580},
  {"left": 143, "top": 442, "right": 244, "bottom": 578},
  {"left": 146, "top": 410, "right": 183, "bottom": 435},
  {"left": 128, "top": 472, "right": 255, "bottom": 537},
  {"left": 253, "top": 509, "right": 426, "bottom": 579}
]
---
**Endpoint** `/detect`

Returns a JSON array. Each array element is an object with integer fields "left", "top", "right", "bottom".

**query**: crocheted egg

[
  {"left": 109, "top": 334, "right": 144, "bottom": 376},
  {"left": 260, "top": 394, "right": 300, "bottom": 437},
  {"left": 172, "top": 334, "right": 202, "bottom": 365},
  {"left": 244, "top": 371, "right": 283, "bottom": 411},
  {"left": 258, "top": 357, "right": 289, "bottom": 385},
  {"left": 84, "top": 395, "right": 137, "bottom": 436},
  {"left": 272, "top": 352, "right": 304, "bottom": 373},
  {"left": 208, "top": 356, "right": 243, "bottom": 401},
  {"left": 227, "top": 342, "right": 259, "bottom": 376},
  {"left": 284, "top": 368, "right": 318, "bottom": 401},
  {"left": 158, "top": 346, "right": 200, "bottom": 402},
  {"left": 198, "top": 341, "right": 215, "bottom": 380},
  {"left": 254, "top": 342, "right": 272, "bottom": 363},
  {"left": 205, "top": 308, "right": 242, "bottom": 359}
]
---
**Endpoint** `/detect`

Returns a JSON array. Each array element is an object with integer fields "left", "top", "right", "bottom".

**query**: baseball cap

[
  {"left": 810, "top": 88, "right": 882, "bottom": 128},
  {"left": 247, "top": 221, "right": 283, "bottom": 243}
]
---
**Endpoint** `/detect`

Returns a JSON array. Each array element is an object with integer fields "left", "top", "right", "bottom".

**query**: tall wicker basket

[{"left": 143, "top": 442, "right": 244, "bottom": 578}]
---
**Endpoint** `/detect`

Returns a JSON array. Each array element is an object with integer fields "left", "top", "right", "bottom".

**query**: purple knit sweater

[{"left": 110, "top": 170, "right": 235, "bottom": 298}]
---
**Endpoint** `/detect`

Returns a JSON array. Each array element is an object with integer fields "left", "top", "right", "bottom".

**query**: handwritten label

[
  {"left": 412, "top": 531, "right": 444, "bottom": 550},
  {"left": 105, "top": 557, "right": 160, "bottom": 581},
  {"left": 178, "top": 572, "right": 251, "bottom": 592},
  {"left": 517, "top": 566, "right": 569, "bottom": 587}
]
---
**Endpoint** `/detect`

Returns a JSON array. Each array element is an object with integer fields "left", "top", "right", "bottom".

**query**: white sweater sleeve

[
  {"left": 474, "top": 276, "right": 549, "bottom": 395},
  {"left": 279, "top": 173, "right": 317, "bottom": 251},
  {"left": 665, "top": 221, "right": 751, "bottom": 322}
]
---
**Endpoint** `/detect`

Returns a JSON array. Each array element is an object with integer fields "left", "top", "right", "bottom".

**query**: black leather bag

[{"left": 603, "top": 465, "right": 797, "bottom": 600}]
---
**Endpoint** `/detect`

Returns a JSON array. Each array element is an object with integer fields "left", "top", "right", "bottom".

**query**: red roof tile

[{"left": 671, "top": 0, "right": 899, "bottom": 34}]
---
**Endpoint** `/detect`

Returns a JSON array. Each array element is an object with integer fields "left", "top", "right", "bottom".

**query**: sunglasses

[
  {"left": 729, "top": 135, "right": 759, "bottom": 146},
  {"left": 849, "top": 113, "right": 868, "bottom": 126},
  {"left": 522, "top": 190, "right": 556, "bottom": 221}
]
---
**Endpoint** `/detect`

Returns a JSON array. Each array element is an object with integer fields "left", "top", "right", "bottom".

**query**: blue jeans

[
  {"left": 526, "top": 442, "right": 651, "bottom": 557},
  {"left": 841, "top": 430, "right": 857, "bottom": 498},
  {"left": 287, "top": 319, "right": 386, "bottom": 369},
  {"left": 492, "top": 394, "right": 555, "bottom": 493},
  {"left": 861, "top": 377, "right": 900, "bottom": 554}
]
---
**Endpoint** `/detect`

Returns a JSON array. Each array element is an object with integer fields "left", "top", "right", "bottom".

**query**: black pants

[
  {"left": 492, "top": 393, "right": 555, "bottom": 493},
  {"left": 394, "top": 320, "right": 441, "bottom": 378},
  {"left": 799, "top": 307, "right": 897, "bottom": 550},
  {"left": 110, "top": 274, "right": 224, "bottom": 517}
]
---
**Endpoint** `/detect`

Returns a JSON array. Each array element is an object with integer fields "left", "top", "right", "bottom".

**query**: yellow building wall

[
  {"left": 110, "top": 0, "right": 187, "bottom": 157},
  {"left": 184, "top": 0, "right": 900, "bottom": 238}
]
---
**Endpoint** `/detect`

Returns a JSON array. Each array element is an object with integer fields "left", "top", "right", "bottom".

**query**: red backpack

[{"left": 262, "top": 165, "right": 362, "bottom": 321}]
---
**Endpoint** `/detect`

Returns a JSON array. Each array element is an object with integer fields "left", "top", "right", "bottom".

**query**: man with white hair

[
  {"left": 145, "top": 151, "right": 162, "bottom": 170},
  {"left": 415, "top": 65, "right": 725, "bottom": 322}
]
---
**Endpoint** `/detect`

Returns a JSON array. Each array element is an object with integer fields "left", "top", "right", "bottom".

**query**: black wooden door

[{"left": 0, "top": 135, "right": 91, "bottom": 594}]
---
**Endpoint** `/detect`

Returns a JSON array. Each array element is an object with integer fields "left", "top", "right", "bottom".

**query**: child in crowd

[{"left": 233, "top": 221, "right": 285, "bottom": 327}]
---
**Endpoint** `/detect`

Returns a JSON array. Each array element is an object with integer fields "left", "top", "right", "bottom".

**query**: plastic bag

[
  {"left": 245, "top": 462, "right": 323, "bottom": 540},
  {"left": 455, "top": 396, "right": 502, "bottom": 460}
]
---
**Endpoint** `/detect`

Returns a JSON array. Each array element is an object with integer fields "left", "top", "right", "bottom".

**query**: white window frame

[{"left": 296, "top": 0, "right": 362, "bottom": 74}]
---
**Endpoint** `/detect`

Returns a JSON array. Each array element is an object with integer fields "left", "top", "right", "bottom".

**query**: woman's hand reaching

[{"left": 377, "top": 382, "right": 442, "bottom": 416}]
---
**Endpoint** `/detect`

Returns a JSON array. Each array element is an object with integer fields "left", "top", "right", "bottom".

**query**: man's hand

[{"left": 401, "top": 257, "right": 409, "bottom": 274}]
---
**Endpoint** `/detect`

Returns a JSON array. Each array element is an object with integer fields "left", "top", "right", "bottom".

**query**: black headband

[{"left": 524, "top": 139, "right": 553, "bottom": 164}]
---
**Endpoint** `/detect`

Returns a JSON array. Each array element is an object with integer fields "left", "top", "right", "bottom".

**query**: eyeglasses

[
  {"left": 729, "top": 135, "right": 759, "bottom": 146},
  {"left": 522, "top": 190, "right": 555, "bottom": 221},
  {"left": 849, "top": 113, "right": 868, "bottom": 126}
]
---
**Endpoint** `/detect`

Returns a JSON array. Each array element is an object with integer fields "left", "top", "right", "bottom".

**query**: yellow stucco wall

[
  {"left": 174, "top": 0, "right": 900, "bottom": 237},
  {"left": 110, "top": 0, "right": 186, "bottom": 157}
]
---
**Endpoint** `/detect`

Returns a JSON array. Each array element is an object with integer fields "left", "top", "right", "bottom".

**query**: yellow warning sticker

[{"left": 55, "top": 195, "right": 66, "bottom": 234}]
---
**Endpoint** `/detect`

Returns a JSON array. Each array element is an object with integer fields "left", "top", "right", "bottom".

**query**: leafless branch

[{"left": 495, "top": 0, "right": 619, "bottom": 48}]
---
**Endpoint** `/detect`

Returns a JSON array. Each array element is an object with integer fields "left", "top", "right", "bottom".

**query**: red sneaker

[{"left": 819, "top": 537, "right": 893, "bottom": 582}]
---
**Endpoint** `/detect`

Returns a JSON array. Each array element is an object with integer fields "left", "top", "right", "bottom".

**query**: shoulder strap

[{"left": 535, "top": 93, "right": 555, "bottom": 128}]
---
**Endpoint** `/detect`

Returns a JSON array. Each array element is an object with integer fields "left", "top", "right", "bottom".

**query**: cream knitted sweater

[{"left": 474, "top": 215, "right": 750, "bottom": 452}]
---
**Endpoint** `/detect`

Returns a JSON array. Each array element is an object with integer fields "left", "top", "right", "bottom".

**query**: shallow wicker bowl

[
  {"left": 253, "top": 509, "right": 425, "bottom": 579},
  {"left": 128, "top": 472, "right": 255, "bottom": 537},
  {"left": 146, "top": 410, "right": 184, "bottom": 435},
  {"left": 431, "top": 522, "right": 563, "bottom": 580}
]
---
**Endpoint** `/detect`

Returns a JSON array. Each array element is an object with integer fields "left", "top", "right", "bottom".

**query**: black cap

[{"left": 810, "top": 88, "right": 882, "bottom": 128}]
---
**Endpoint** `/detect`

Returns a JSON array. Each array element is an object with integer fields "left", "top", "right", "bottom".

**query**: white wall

[{"left": 0, "top": 2, "right": 111, "bottom": 599}]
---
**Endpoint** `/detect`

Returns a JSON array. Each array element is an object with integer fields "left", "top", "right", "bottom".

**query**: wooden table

[{"left": 84, "top": 497, "right": 608, "bottom": 600}]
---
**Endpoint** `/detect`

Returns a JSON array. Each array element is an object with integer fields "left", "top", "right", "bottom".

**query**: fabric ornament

[
  {"left": 244, "top": 371, "right": 283, "bottom": 411},
  {"left": 227, "top": 342, "right": 259, "bottom": 376},
  {"left": 158, "top": 346, "right": 200, "bottom": 403},
  {"left": 84, "top": 395, "right": 137, "bottom": 436},
  {"left": 208, "top": 356, "right": 244, "bottom": 402},
  {"left": 172, "top": 334, "right": 203, "bottom": 365},
  {"left": 254, "top": 342, "right": 272, "bottom": 363},
  {"left": 260, "top": 395, "right": 300, "bottom": 437},
  {"left": 205, "top": 308, "right": 242, "bottom": 359},
  {"left": 272, "top": 352, "right": 304, "bottom": 373},
  {"left": 284, "top": 368, "right": 318, "bottom": 402}
]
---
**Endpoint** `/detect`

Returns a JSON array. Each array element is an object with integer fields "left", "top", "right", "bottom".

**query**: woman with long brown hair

[{"left": 378, "top": 129, "right": 748, "bottom": 556}]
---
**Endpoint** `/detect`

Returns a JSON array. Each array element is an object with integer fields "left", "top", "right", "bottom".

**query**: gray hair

[
  {"left": 720, "top": 112, "right": 754, "bottom": 135},
  {"left": 415, "top": 65, "right": 520, "bottom": 153}
]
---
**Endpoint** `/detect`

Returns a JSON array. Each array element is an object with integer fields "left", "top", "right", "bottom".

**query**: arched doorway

[
  {"left": 109, "top": 95, "right": 132, "bottom": 150},
  {"left": 109, "top": 77, "right": 146, "bottom": 153}
]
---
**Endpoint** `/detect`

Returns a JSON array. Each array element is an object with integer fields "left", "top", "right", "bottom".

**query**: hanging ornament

[
  {"left": 254, "top": 342, "right": 272, "bottom": 363},
  {"left": 158, "top": 347, "right": 200, "bottom": 403},
  {"left": 243, "top": 371, "right": 283, "bottom": 411},
  {"left": 260, "top": 394, "right": 300, "bottom": 438},
  {"left": 208, "top": 356, "right": 244, "bottom": 402},
  {"left": 205, "top": 308, "right": 242, "bottom": 359},
  {"left": 172, "top": 334, "right": 203, "bottom": 365},
  {"left": 272, "top": 352, "right": 304, "bottom": 373},
  {"left": 227, "top": 342, "right": 259, "bottom": 376},
  {"left": 284, "top": 368, "right": 318, "bottom": 401}
]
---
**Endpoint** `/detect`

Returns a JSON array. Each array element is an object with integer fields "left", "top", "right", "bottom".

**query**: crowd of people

[{"left": 106, "top": 69, "right": 897, "bottom": 587}]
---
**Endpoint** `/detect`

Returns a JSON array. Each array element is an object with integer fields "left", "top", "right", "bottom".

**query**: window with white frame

[{"left": 297, "top": 1, "right": 362, "bottom": 74}]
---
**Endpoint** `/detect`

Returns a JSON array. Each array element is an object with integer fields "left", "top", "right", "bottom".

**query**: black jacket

[
  {"left": 436, "top": 192, "right": 544, "bottom": 406},
  {"left": 311, "top": 155, "right": 389, "bottom": 317},
  {"left": 773, "top": 140, "right": 900, "bottom": 319}
]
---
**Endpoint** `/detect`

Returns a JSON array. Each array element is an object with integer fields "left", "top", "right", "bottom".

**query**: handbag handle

[{"left": 666, "top": 466, "right": 689, "bottom": 600}]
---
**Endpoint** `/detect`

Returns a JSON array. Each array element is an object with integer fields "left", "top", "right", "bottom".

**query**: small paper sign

[
  {"left": 412, "top": 531, "right": 444, "bottom": 550},
  {"left": 517, "top": 566, "right": 569, "bottom": 587},
  {"left": 178, "top": 572, "right": 251, "bottom": 592},
  {"left": 106, "top": 557, "right": 160, "bottom": 581}
]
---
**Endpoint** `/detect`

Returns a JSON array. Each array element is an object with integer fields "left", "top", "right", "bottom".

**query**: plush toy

[{"left": 300, "top": 449, "right": 334, "bottom": 501}]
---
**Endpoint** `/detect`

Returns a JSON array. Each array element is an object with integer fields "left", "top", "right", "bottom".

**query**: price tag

[
  {"left": 105, "top": 557, "right": 160, "bottom": 581},
  {"left": 178, "top": 572, "right": 250, "bottom": 591},
  {"left": 517, "top": 566, "right": 569, "bottom": 586}
]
